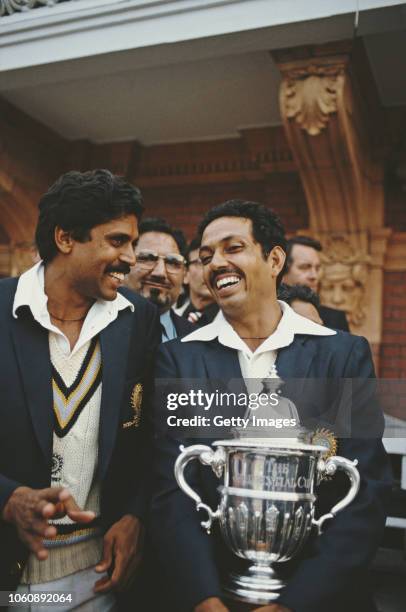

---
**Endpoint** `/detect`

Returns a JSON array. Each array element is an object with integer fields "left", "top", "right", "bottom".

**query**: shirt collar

[
  {"left": 12, "top": 261, "right": 134, "bottom": 319},
  {"left": 181, "top": 300, "right": 336, "bottom": 354}
]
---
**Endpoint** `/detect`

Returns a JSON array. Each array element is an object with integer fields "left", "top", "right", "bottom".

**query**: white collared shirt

[
  {"left": 182, "top": 300, "right": 336, "bottom": 384},
  {"left": 13, "top": 262, "right": 134, "bottom": 356}
]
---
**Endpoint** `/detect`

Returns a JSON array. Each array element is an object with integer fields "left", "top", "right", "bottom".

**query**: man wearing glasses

[{"left": 127, "top": 217, "right": 194, "bottom": 342}]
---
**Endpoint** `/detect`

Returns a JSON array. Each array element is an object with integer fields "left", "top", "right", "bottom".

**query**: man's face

[
  {"left": 290, "top": 299, "right": 324, "bottom": 325},
  {"left": 66, "top": 214, "right": 138, "bottom": 301},
  {"left": 199, "top": 217, "right": 285, "bottom": 317},
  {"left": 283, "top": 244, "right": 321, "bottom": 292},
  {"left": 128, "top": 232, "right": 185, "bottom": 312},
  {"left": 185, "top": 248, "right": 213, "bottom": 303}
]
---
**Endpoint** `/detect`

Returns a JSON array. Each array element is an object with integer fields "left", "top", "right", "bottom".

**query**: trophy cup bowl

[{"left": 175, "top": 437, "right": 360, "bottom": 605}]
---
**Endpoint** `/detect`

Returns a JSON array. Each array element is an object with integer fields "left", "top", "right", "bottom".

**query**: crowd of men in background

[
  {"left": 124, "top": 216, "right": 350, "bottom": 337},
  {"left": 0, "top": 170, "right": 389, "bottom": 612}
]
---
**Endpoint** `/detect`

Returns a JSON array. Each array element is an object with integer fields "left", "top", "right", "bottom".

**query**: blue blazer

[
  {"left": 0, "top": 277, "right": 160, "bottom": 589},
  {"left": 150, "top": 331, "right": 391, "bottom": 612},
  {"left": 319, "top": 305, "right": 349, "bottom": 332}
]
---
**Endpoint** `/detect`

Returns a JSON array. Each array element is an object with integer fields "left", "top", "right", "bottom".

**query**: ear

[
  {"left": 268, "top": 246, "right": 286, "bottom": 279},
  {"left": 183, "top": 267, "right": 190, "bottom": 286},
  {"left": 54, "top": 226, "right": 74, "bottom": 255}
]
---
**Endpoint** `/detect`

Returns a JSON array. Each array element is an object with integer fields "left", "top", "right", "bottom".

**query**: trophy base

[{"left": 223, "top": 565, "right": 285, "bottom": 605}]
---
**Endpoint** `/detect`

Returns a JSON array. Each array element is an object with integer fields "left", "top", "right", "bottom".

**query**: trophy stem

[{"left": 223, "top": 563, "right": 285, "bottom": 605}]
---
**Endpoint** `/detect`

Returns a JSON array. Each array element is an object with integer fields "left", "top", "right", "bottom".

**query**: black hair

[
  {"left": 198, "top": 200, "right": 286, "bottom": 285},
  {"left": 198, "top": 200, "right": 286, "bottom": 256},
  {"left": 35, "top": 169, "right": 144, "bottom": 262},
  {"left": 186, "top": 236, "right": 201, "bottom": 262},
  {"left": 138, "top": 217, "right": 187, "bottom": 257},
  {"left": 285, "top": 235, "right": 322, "bottom": 273},
  {"left": 277, "top": 283, "right": 320, "bottom": 311}
]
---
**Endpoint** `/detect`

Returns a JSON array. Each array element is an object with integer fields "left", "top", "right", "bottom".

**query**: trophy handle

[
  {"left": 313, "top": 455, "right": 360, "bottom": 535},
  {"left": 174, "top": 444, "right": 226, "bottom": 534}
]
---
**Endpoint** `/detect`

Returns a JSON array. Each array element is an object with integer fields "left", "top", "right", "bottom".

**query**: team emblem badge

[
  {"left": 123, "top": 383, "right": 143, "bottom": 428},
  {"left": 311, "top": 427, "right": 338, "bottom": 460}
]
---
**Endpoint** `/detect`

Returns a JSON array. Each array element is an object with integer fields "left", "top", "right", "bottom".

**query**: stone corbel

[
  {"left": 280, "top": 62, "right": 346, "bottom": 137},
  {"left": 273, "top": 42, "right": 379, "bottom": 234},
  {"left": 273, "top": 42, "right": 391, "bottom": 371}
]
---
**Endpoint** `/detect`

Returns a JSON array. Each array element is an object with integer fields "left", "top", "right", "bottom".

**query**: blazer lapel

[
  {"left": 275, "top": 335, "right": 317, "bottom": 379},
  {"left": 203, "top": 340, "right": 242, "bottom": 380},
  {"left": 98, "top": 309, "right": 132, "bottom": 480},
  {"left": 193, "top": 337, "right": 319, "bottom": 426},
  {"left": 203, "top": 341, "right": 248, "bottom": 420},
  {"left": 11, "top": 311, "right": 53, "bottom": 464},
  {"left": 202, "top": 337, "right": 317, "bottom": 382},
  {"left": 275, "top": 336, "right": 318, "bottom": 419}
]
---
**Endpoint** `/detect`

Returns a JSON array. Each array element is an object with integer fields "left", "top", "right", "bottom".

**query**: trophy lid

[
  {"left": 212, "top": 439, "right": 328, "bottom": 452},
  {"left": 213, "top": 428, "right": 329, "bottom": 453}
]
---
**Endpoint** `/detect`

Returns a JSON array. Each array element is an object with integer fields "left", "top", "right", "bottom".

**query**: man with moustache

[
  {"left": 175, "top": 237, "right": 219, "bottom": 326},
  {"left": 0, "top": 170, "right": 160, "bottom": 611},
  {"left": 127, "top": 217, "right": 194, "bottom": 341},
  {"left": 282, "top": 235, "right": 349, "bottom": 331},
  {"left": 150, "top": 200, "right": 390, "bottom": 612}
]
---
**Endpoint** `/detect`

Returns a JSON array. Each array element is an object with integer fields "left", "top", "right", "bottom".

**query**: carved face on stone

[{"left": 319, "top": 261, "right": 366, "bottom": 325}]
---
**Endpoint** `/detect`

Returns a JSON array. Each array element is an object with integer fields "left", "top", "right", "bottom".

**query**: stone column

[{"left": 272, "top": 41, "right": 390, "bottom": 369}]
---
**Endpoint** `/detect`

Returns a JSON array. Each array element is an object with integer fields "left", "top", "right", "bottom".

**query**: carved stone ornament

[
  {"left": 280, "top": 64, "right": 345, "bottom": 136},
  {"left": 0, "top": 0, "right": 59, "bottom": 17},
  {"left": 319, "top": 234, "right": 370, "bottom": 327}
]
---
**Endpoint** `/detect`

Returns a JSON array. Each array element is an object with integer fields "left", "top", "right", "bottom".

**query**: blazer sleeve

[
  {"left": 149, "top": 343, "right": 223, "bottom": 612},
  {"left": 277, "top": 336, "right": 392, "bottom": 612},
  {"left": 123, "top": 303, "right": 161, "bottom": 522},
  {"left": 0, "top": 475, "right": 22, "bottom": 516}
]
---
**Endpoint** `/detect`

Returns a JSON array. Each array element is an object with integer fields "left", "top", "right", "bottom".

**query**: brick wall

[
  {"left": 140, "top": 173, "right": 308, "bottom": 240},
  {"left": 380, "top": 270, "right": 406, "bottom": 381},
  {"left": 380, "top": 168, "right": 406, "bottom": 387},
  {"left": 385, "top": 175, "right": 406, "bottom": 232},
  {"left": 0, "top": 226, "right": 9, "bottom": 244},
  {"left": 131, "top": 127, "right": 308, "bottom": 239}
]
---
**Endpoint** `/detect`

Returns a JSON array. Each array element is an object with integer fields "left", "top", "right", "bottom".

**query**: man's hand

[
  {"left": 2, "top": 487, "right": 95, "bottom": 560},
  {"left": 194, "top": 597, "right": 230, "bottom": 612},
  {"left": 252, "top": 606, "right": 291, "bottom": 612},
  {"left": 94, "top": 514, "right": 144, "bottom": 593}
]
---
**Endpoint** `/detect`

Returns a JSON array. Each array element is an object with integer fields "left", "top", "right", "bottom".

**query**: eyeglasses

[{"left": 135, "top": 250, "right": 186, "bottom": 273}]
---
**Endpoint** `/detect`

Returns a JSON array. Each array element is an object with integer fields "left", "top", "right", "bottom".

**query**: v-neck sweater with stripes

[{"left": 22, "top": 336, "right": 103, "bottom": 584}]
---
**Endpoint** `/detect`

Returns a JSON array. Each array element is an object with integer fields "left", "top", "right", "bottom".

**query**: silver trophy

[{"left": 175, "top": 435, "right": 360, "bottom": 604}]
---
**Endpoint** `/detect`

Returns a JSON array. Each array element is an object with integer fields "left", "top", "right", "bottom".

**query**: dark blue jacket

[
  {"left": 319, "top": 305, "right": 349, "bottom": 332},
  {"left": 0, "top": 277, "right": 160, "bottom": 589},
  {"left": 150, "top": 331, "right": 391, "bottom": 612},
  {"left": 170, "top": 309, "right": 195, "bottom": 338}
]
